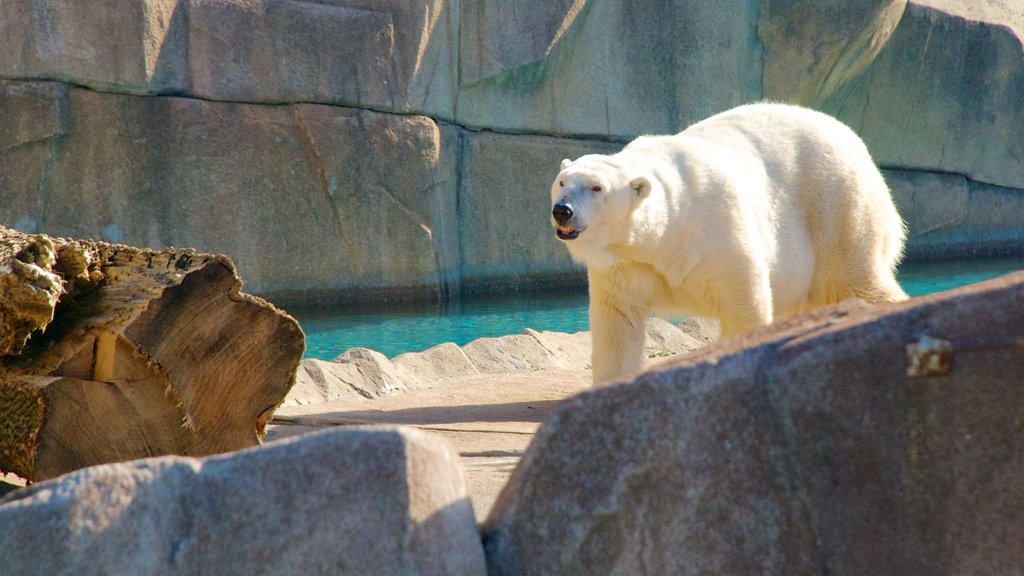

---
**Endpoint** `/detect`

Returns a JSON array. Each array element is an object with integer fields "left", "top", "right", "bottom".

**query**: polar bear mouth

[{"left": 556, "top": 225, "right": 580, "bottom": 240}]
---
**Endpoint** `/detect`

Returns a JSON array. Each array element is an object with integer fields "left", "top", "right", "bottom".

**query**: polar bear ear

[
  {"left": 561, "top": 158, "right": 573, "bottom": 170},
  {"left": 630, "top": 176, "right": 652, "bottom": 200}
]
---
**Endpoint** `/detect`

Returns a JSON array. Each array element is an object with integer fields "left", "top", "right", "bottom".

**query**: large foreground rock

[
  {"left": 0, "top": 427, "right": 485, "bottom": 576},
  {"left": 483, "top": 271, "right": 1024, "bottom": 574}
]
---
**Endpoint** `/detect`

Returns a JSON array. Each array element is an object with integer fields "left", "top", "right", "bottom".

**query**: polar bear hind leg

[
  {"left": 716, "top": 259, "right": 775, "bottom": 338},
  {"left": 812, "top": 210, "right": 908, "bottom": 305}
]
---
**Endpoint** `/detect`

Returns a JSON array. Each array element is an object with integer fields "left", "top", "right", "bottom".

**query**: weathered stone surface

[
  {"left": 760, "top": 0, "right": 904, "bottom": 105},
  {"left": 185, "top": 0, "right": 393, "bottom": 105},
  {"left": 457, "top": 0, "right": 763, "bottom": 137},
  {"left": 483, "top": 271, "right": 1024, "bottom": 575},
  {"left": 459, "top": 0, "right": 588, "bottom": 86},
  {"left": 524, "top": 328, "right": 591, "bottom": 370},
  {"left": 393, "top": 342, "right": 480, "bottom": 385},
  {"left": 458, "top": 132, "right": 616, "bottom": 291},
  {"left": 0, "top": 0, "right": 457, "bottom": 116},
  {"left": 0, "top": 427, "right": 486, "bottom": 576},
  {"left": 809, "top": 2, "right": 1024, "bottom": 190},
  {"left": 0, "top": 0, "right": 183, "bottom": 93},
  {"left": 270, "top": 369, "right": 596, "bottom": 521},
  {"left": 888, "top": 168, "right": 1024, "bottom": 258},
  {"left": 285, "top": 360, "right": 389, "bottom": 407},
  {"left": 282, "top": 318, "right": 711, "bottom": 407},
  {"left": 185, "top": 0, "right": 457, "bottom": 116},
  {"left": 0, "top": 81, "right": 459, "bottom": 300},
  {"left": 462, "top": 334, "right": 561, "bottom": 375},
  {"left": 0, "top": 81, "right": 69, "bottom": 152}
]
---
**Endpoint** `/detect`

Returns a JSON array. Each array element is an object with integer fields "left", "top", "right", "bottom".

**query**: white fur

[{"left": 551, "top": 103, "right": 907, "bottom": 385}]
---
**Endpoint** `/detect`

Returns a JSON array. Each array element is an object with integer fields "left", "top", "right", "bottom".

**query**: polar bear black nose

[{"left": 552, "top": 203, "right": 574, "bottom": 224}]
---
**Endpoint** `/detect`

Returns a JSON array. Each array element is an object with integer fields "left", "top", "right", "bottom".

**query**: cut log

[{"left": 0, "top": 226, "right": 305, "bottom": 482}]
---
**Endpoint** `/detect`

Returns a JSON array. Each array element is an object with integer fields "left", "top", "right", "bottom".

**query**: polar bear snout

[
  {"left": 552, "top": 202, "right": 574, "bottom": 224},
  {"left": 552, "top": 201, "right": 581, "bottom": 240}
]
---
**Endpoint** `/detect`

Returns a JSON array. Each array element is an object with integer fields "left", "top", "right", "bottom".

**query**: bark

[{"left": 0, "top": 226, "right": 304, "bottom": 481}]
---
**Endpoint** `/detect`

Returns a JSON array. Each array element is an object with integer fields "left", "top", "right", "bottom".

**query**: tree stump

[{"left": 0, "top": 226, "right": 305, "bottom": 482}]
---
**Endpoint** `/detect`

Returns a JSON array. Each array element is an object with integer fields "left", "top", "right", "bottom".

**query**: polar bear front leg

[
  {"left": 588, "top": 282, "right": 649, "bottom": 386},
  {"left": 715, "top": 262, "right": 774, "bottom": 338}
]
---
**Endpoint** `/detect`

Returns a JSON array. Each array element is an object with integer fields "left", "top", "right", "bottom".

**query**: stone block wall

[{"left": 0, "top": 0, "right": 1021, "bottom": 303}]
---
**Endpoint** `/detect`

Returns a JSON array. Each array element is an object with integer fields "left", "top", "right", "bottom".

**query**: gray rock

[
  {"left": 0, "top": 0, "right": 183, "bottom": 93},
  {"left": 284, "top": 348, "right": 413, "bottom": 407},
  {"left": 888, "top": 168, "right": 1024, "bottom": 258},
  {"left": 642, "top": 317, "right": 714, "bottom": 359},
  {"left": 483, "top": 271, "right": 1024, "bottom": 575},
  {"left": 185, "top": 0, "right": 394, "bottom": 106},
  {"left": 814, "top": 2, "right": 1024, "bottom": 191},
  {"left": 525, "top": 328, "right": 592, "bottom": 370},
  {"left": 457, "top": 0, "right": 763, "bottom": 137},
  {"left": 289, "top": 356, "right": 400, "bottom": 405},
  {"left": 332, "top": 347, "right": 412, "bottom": 397},
  {"left": 462, "top": 333, "right": 562, "bottom": 375},
  {"left": 184, "top": 0, "right": 458, "bottom": 116},
  {"left": 283, "top": 318, "right": 713, "bottom": 406},
  {"left": 0, "top": 427, "right": 486, "bottom": 576},
  {"left": 457, "top": 131, "right": 616, "bottom": 291},
  {"left": 393, "top": 342, "right": 480, "bottom": 385},
  {"left": 285, "top": 359, "right": 347, "bottom": 405},
  {"left": 0, "top": 0, "right": 457, "bottom": 116},
  {"left": 0, "top": 80, "right": 460, "bottom": 299}
]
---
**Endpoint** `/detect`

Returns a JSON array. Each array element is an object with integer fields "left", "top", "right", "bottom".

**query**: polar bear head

[{"left": 550, "top": 155, "right": 652, "bottom": 268}]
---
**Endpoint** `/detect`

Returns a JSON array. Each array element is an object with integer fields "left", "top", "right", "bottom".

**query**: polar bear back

[{"left": 624, "top": 102, "right": 906, "bottom": 319}]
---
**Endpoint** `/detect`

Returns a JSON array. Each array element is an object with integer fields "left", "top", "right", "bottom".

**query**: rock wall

[{"left": 0, "top": 0, "right": 1021, "bottom": 304}]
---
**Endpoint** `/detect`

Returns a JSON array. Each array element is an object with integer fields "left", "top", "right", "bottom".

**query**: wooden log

[{"left": 0, "top": 226, "right": 305, "bottom": 481}]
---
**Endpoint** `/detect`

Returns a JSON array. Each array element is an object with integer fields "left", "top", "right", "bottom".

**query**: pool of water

[{"left": 292, "top": 257, "right": 1024, "bottom": 360}]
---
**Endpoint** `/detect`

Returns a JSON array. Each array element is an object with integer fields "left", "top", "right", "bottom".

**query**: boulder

[
  {"left": 288, "top": 353, "right": 408, "bottom": 406},
  {"left": 483, "top": 271, "right": 1024, "bottom": 574},
  {"left": 0, "top": 427, "right": 486, "bottom": 576},
  {"left": 462, "top": 334, "right": 562, "bottom": 375},
  {"left": 760, "top": 0, "right": 900, "bottom": 105}
]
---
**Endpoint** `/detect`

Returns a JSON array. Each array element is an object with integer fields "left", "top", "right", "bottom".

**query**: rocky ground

[
  {"left": 267, "top": 317, "right": 718, "bottom": 519},
  {"left": 267, "top": 369, "right": 592, "bottom": 519}
]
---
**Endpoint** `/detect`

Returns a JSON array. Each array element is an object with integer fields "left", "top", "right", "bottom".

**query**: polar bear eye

[
  {"left": 559, "top": 180, "right": 564, "bottom": 187},
  {"left": 591, "top": 185, "right": 602, "bottom": 192}
]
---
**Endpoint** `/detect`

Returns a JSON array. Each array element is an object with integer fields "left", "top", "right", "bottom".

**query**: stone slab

[{"left": 0, "top": 426, "right": 486, "bottom": 575}]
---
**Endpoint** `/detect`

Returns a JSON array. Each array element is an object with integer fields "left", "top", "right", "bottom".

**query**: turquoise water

[{"left": 293, "top": 258, "right": 1024, "bottom": 360}]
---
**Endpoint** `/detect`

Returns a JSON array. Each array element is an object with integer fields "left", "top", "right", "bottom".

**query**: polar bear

[{"left": 551, "top": 102, "right": 907, "bottom": 385}]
